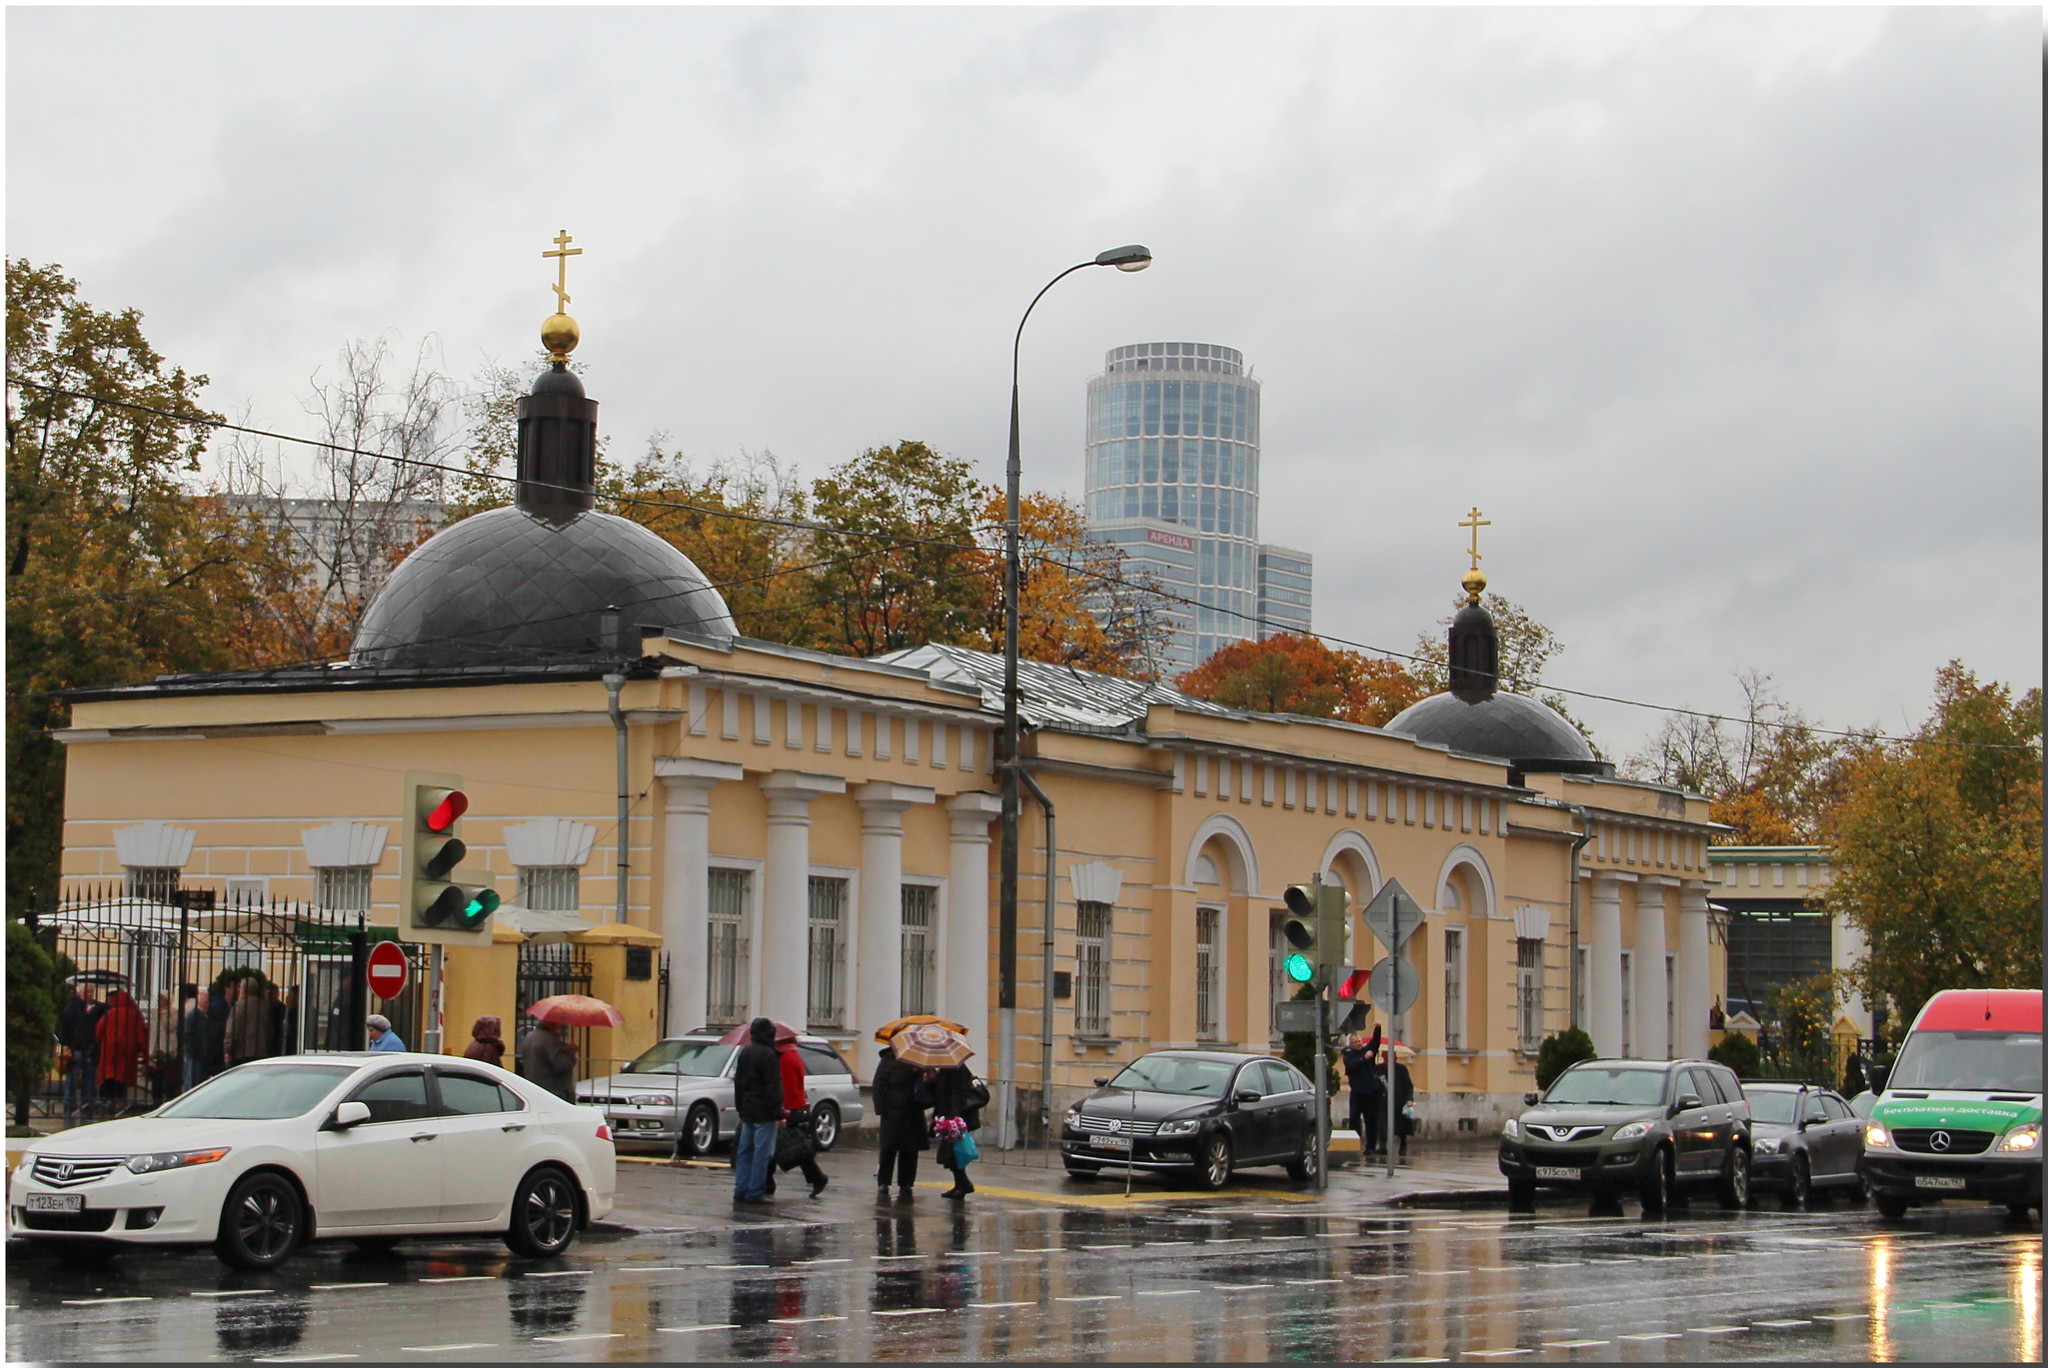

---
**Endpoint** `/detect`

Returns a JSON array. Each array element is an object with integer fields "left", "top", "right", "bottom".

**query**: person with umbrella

[
  {"left": 871, "top": 1043, "right": 930, "bottom": 1201},
  {"left": 889, "top": 1023, "right": 980, "bottom": 1199},
  {"left": 729, "top": 1017, "right": 785, "bottom": 1204},
  {"left": 1343, "top": 1023, "right": 1386, "bottom": 1157},
  {"left": 520, "top": 994, "right": 619, "bottom": 1101}
]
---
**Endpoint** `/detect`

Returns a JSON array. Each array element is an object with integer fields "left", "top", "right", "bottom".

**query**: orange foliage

[{"left": 1176, "top": 633, "right": 1426, "bottom": 726}]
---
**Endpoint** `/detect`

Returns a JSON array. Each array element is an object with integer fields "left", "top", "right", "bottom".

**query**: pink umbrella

[
  {"left": 715, "top": 1020, "right": 799, "bottom": 1045},
  {"left": 527, "top": 994, "right": 624, "bottom": 1028}
]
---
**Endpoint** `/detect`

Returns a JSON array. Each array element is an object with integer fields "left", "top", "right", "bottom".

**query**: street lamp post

[{"left": 996, "top": 243, "right": 1151, "bottom": 1148}]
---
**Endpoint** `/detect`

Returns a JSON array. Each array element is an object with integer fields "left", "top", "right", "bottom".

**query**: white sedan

[{"left": 7, "top": 1053, "right": 615, "bottom": 1270}]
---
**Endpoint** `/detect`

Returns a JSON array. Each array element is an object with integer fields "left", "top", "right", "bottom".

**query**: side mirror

[
  {"left": 1523, "top": 1092, "right": 1540, "bottom": 1107},
  {"left": 1869, "top": 1064, "right": 1890, "bottom": 1094},
  {"left": 1671, "top": 1093, "right": 1703, "bottom": 1116},
  {"left": 1234, "top": 1090, "right": 1263, "bottom": 1106},
  {"left": 328, "top": 1100, "right": 371, "bottom": 1130},
  {"left": 1094, "top": 1077, "right": 1110, "bottom": 1088}
]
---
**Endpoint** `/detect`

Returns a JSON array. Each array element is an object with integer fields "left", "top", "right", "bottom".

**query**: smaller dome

[{"left": 1383, "top": 691, "right": 1607, "bottom": 775}]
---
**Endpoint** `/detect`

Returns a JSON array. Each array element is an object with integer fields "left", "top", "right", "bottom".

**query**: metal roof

[{"left": 876, "top": 643, "right": 1240, "bottom": 734}]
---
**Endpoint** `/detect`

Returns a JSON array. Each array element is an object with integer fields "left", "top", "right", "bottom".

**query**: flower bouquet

[{"left": 931, "top": 1115, "right": 968, "bottom": 1142}]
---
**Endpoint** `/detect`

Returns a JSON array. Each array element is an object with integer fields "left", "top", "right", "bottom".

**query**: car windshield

[
  {"left": 1889, "top": 1030, "right": 2042, "bottom": 1093},
  {"left": 1543, "top": 1068, "right": 1668, "bottom": 1107},
  {"left": 626, "top": 1040, "right": 735, "bottom": 1078},
  {"left": 1746, "top": 1091, "right": 1802, "bottom": 1125},
  {"left": 155, "top": 1063, "right": 355, "bottom": 1120},
  {"left": 1109, "top": 1056, "right": 1237, "bottom": 1097}
]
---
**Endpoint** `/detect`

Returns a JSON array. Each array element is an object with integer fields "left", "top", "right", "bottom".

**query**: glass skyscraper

[{"left": 1083, "top": 341, "right": 1312, "bottom": 675}]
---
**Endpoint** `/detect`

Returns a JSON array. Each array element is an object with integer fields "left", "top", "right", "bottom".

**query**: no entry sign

[{"left": 366, "top": 940, "right": 409, "bottom": 1001}]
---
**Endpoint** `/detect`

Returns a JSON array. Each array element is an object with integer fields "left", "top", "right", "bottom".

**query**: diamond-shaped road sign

[
  {"left": 1367, "top": 955, "right": 1422, "bottom": 1017},
  {"left": 1361, "top": 877, "right": 1425, "bottom": 952}
]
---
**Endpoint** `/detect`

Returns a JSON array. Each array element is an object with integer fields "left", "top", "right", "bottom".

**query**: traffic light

[
  {"left": 1333, "top": 968, "right": 1372, "bottom": 1034},
  {"left": 401, "top": 770, "right": 499, "bottom": 945},
  {"left": 1281, "top": 878, "right": 1351, "bottom": 987}
]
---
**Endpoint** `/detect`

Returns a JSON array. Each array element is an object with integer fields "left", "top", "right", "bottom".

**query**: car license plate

[
  {"left": 1535, "top": 1166, "right": 1581, "bottom": 1180},
  {"left": 1914, "top": 1175, "right": 1967, "bottom": 1191},
  {"left": 1095, "top": 1135, "right": 1133, "bottom": 1152},
  {"left": 26, "top": 1193, "right": 83, "bottom": 1213}
]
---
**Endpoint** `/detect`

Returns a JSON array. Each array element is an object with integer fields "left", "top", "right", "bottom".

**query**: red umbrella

[
  {"left": 715, "top": 1019, "right": 799, "bottom": 1045},
  {"left": 527, "top": 994, "right": 624, "bottom": 1028}
]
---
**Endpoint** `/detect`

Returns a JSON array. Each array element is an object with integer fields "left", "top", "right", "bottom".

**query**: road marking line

[
  {"left": 620, "top": 1266, "right": 688, "bottom": 1273},
  {"left": 1083, "top": 1242, "right": 1136, "bottom": 1249},
  {"left": 1144, "top": 1239, "right": 1193, "bottom": 1246},
  {"left": 308, "top": 1282, "right": 386, "bottom": 1291},
  {"left": 1013, "top": 1246, "right": 1062, "bottom": 1253},
  {"left": 1921, "top": 1302, "right": 1973, "bottom": 1310},
  {"left": 1287, "top": 1278, "right": 1343, "bottom": 1285},
  {"left": 419, "top": 1276, "right": 493, "bottom": 1283},
  {"left": 1417, "top": 1270, "right": 1463, "bottom": 1277},
  {"left": 1203, "top": 1237, "right": 1249, "bottom": 1244},
  {"left": 533, "top": 1333, "right": 624, "bottom": 1342},
  {"left": 1975, "top": 1297, "right": 2014, "bottom": 1304},
  {"left": 1316, "top": 1232, "right": 1353, "bottom": 1239},
  {"left": 1812, "top": 1314, "right": 1869, "bottom": 1322},
  {"left": 874, "top": 1254, "right": 924, "bottom": 1261},
  {"left": 1619, "top": 1333, "right": 1683, "bottom": 1341},
  {"left": 1688, "top": 1325, "right": 1748, "bottom": 1334},
  {"left": 969, "top": 1301, "right": 1036, "bottom": 1309},
  {"left": 769, "top": 1314, "right": 845, "bottom": 1324},
  {"left": 794, "top": 1257, "right": 852, "bottom": 1265},
  {"left": 1542, "top": 1341, "right": 1608, "bottom": 1349},
  {"left": 62, "top": 1296, "right": 150, "bottom": 1305},
  {"left": 1056, "top": 1294, "right": 1123, "bottom": 1302},
  {"left": 1461, "top": 1350, "right": 1533, "bottom": 1358},
  {"left": 1217, "top": 1282, "right": 1274, "bottom": 1290},
  {"left": 522, "top": 1270, "right": 591, "bottom": 1278},
  {"left": 657, "top": 1324, "right": 740, "bottom": 1334},
  {"left": 256, "top": 1357, "right": 358, "bottom": 1364},
  {"left": 1137, "top": 1289, "right": 1201, "bottom": 1297},
  {"left": 1755, "top": 1319, "right": 1812, "bottom": 1327},
  {"left": 192, "top": 1289, "right": 273, "bottom": 1298},
  {"left": 874, "top": 1307, "right": 946, "bottom": 1317},
  {"left": 709, "top": 1263, "right": 773, "bottom": 1270},
  {"left": 400, "top": 1346, "right": 495, "bottom": 1354},
  {"left": 1351, "top": 1274, "right": 1399, "bottom": 1281}
]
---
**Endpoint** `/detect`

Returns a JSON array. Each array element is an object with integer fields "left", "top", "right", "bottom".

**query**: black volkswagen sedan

[
  {"left": 1744, "top": 1082, "right": 1866, "bottom": 1207},
  {"left": 1060, "top": 1051, "right": 1319, "bottom": 1190}
]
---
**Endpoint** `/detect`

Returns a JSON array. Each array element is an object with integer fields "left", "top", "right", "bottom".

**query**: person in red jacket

[
  {"left": 768, "top": 1036, "right": 830, "bottom": 1198},
  {"left": 94, "top": 988, "right": 148, "bottom": 1113}
]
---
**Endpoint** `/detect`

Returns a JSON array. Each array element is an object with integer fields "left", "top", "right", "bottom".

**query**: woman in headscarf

[
  {"left": 94, "top": 988, "right": 148, "bottom": 1111},
  {"left": 463, "top": 1016, "right": 506, "bottom": 1066}
]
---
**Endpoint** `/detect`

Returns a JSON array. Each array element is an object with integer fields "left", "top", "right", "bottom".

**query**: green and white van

[{"left": 1861, "top": 988, "right": 2041, "bottom": 1220}]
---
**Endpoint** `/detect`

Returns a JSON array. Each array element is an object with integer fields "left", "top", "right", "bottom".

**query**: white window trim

[
  {"left": 1444, "top": 925, "right": 1467, "bottom": 1052},
  {"left": 1075, "top": 899, "right": 1115, "bottom": 1038},
  {"left": 1195, "top": 902, "right": 1226, "bottom": 1042},
  {"left": 806, "top": 864, "right": 859, "bottom": 1033},
  {"left": 901, "top": 873, "right": 946, "bottom": 1018},
  {"left": 708, "top": 856, "right": 764, "bottom": 1023}
]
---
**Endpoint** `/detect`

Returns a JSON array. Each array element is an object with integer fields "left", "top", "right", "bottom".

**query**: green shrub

[
  {"left": 1534, "top": 1027, "right": 1596, "bottom": 1090},
  {"left": 6, "top": 920, "right": 60, "bottom": 1108},
  {"left": 1709, "top": 1031, "right": 1761, "bottom": 1077}
]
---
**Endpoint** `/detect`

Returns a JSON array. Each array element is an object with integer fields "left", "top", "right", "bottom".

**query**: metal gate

[{"left": 514, "top": 941, "right": 593, "bottom": 1076}]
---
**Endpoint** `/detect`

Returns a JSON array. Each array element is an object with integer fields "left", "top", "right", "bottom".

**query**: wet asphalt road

[{"left": 6, "top": 1193, "right": 2039, "bottom": 1361}]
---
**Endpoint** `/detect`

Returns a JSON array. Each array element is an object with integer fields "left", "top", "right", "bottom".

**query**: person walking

[
  {"left": 226, "top": 976, "right": 270, "bottom": 1067},
  {"left": 1381, "top": 1043, "right": 1416, "bottom": 1163},
  {"left": 871, "top": 1045, "right": 929, "bottom": 1200},
  {"left": 365, "top": 1013, "right": 407, "bottom": 1052},
  {"left": 94, "top": 988, "right": 148, "bottom": 1113},
  {"left": 518, "top": 1017, "right": 578, "bottom": 1100},
  {"left": 58, "top": 985, "right": 101, "bottom": 1119},
  {"left": 729, "top": 1017, "right": 784, "bottom": 1204},
  {"left": 1342, "top": 1024, "right": 1386, "bottom": 1157},
  {"left": 463, "top": 1016, "right": 507, "bottom": 1066},
  {"left": 770, "top": 1034, "right": 830, "bottom": 1198},
  {"left": 180, "top": 987, "right": 218, "bottom": 1093},
  {"left": 930, "top": 1063, "right": 986, "bottom": 1200},
  {"left": 208, "top": 978, "right": 235, "bottom": 1060}
]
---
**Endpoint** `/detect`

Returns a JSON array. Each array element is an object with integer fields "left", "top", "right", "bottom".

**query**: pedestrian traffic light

[
  {"left": 1281, "top": 878, "right": 1351, "bottom": 987},
  {"left": 401, "top": 770, "right": 499, "bottom": 946}
]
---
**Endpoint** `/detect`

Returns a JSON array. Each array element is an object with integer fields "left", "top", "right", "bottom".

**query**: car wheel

[
  {"left": 1780, "top": 1156, "right": 1811, "bottom": 1211},
  {"left": 1194, "top": 1134, "right": 1233, "bottom": 1191},
  {"left": 504, "top": 1166, "right": 580, "bottom": 1259},
  {"left": 1507, "top": 1176, "right": 1537, "bottom": 1211},
  {"left": 1848, "top": 1171, "right": 1872, "bottom": 1205},
  {"left": 214, "top": 1172, "right": 303, "bottom": 1271},
  {"left": 678, "top": 1102, "right": 718, "bottom": 1158},
  {"left": 1716, "top": 1146, "right": 1751, "bottom": 1210},
  {"left": 1873, "top": 1191, "right": 1910, "bottom": 1220},
  {"left": 811, "top": 1101, "right": 841, "bottom": 1152},
  {"left": 1640, "top": 1144, "right": 1676, "bottom": 1215},
  {"left": 1286, "top": 1132, "right": 1321, "bottom": 1183},
  {"left": 1064, "top": 1162, "right": 1101, "bottom": 1181}
]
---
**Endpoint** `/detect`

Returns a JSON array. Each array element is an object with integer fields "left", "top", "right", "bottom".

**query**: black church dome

[
  {"left": 349, "top": 505, "right": 736, "bottom": 668},
  {"left": 1383, "top": 690, "right": 1606, "bottom": 774}
]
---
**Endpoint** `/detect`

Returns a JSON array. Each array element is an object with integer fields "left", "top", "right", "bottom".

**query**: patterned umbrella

[
  {"left": 527, "top": 994, "right": 624, "bottom": 1028},
  {"left": 872, "top": 1014, "right": 969, "bottom": 1044},
  {"left": 889, "top": 1021, "right": 974, "bottom": 1069},
  {"left": 715, "top": 1019, "right": 800, "bottom": 1045}
]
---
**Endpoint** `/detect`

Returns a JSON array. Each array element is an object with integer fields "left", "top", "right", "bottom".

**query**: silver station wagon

[{"left": 577, "top": 1029, "right": 863, "bottom": 1154}]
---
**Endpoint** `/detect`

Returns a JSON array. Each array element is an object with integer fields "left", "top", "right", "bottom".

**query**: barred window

[
  {"left": 1516, "top": 937, "right": 1545, "bottom": 1053},
  {"left": 807, "top": 877, "right": 848, "bottom": 1030},
  {"left": 1444, "top": 927, "right": 1466, "bottom": 1051},
  {"left": 315, "top": 866, "right": 373, "bottom": 914},
  {"left": 1195, "top": 905, "right": 1222, "bottom": 1041},
  {"left": 1620, "top": 950, "right": 1636, "bottom": 1059},
  {"left": 900, "top": 884, "right": 937, "bottom": 1016},
  {"left": 125, "top": 866, "right": 180, "bottom": 904},
  {"left": 519, "top": 866, "right": 580, "bottom": 914},
  {"left": 1665, "top": 955, "right": 1677, "bottom": 1057},
  {"left": 1076, "top": 900, "right": 1112, "bottom": 1037},
  {"left": 706, "top": 868, "right": 750, "bottom": 1027}
]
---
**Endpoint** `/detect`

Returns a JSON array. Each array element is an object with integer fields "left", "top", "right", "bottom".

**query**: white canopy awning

[{"left": 493, "top": 906, "right": 598, "bottom": 943}]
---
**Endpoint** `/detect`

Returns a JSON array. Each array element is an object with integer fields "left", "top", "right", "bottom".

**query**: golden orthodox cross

[
  {"left": 1460, "top": 506, "right": 1491, "bottom": 571},
  {"left": 543, "top": 230, "right": 582, "bottom": 311}
]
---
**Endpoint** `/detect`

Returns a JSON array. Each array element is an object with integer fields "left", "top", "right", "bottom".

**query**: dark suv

[{"left": 1500, "top": 1059, "right": 1752, "bottom": 1211}]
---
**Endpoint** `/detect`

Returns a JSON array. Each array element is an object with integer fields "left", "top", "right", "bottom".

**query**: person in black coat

[
  {"left": 871, "top": 1046, "right": 929, "bottom": 1199},
  {"left": 929, "top": 1064, "right": 985, "bottom": 1199},
  {"left": 1379, "top": 1046, "right": 1416, "bottom": 1161},
  {"left": 730, "top": 1017, "right": 784, "bottom": 1203},
  {"left": 1341, "top": 1024, "right": 1386, "bottom": 1156}
]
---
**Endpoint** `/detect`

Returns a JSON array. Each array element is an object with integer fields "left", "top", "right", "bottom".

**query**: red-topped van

[{"left": 1861, "top": 989, "right": 2041, "bottom": 1220}]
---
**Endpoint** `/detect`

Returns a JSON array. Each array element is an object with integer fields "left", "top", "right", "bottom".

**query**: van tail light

[{"left": 596, "top": 1123, "right": 613, "bottom": 1143}]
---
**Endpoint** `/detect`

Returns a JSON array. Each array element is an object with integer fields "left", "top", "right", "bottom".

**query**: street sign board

[
  {"left": 366, "top": 940, "right": 409, "bottom": 1001},
  {"left": 1274, "top": 1000, "right": 1321, "bottom": 1034},
  {"left": 1367, "top": 955, "right": 1421, "bottom": 1016},
  {"left": 1361, "top": 877, "right": 1424, "bottom": 952}
]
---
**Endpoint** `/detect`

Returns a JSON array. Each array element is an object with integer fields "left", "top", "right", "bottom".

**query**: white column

[
  {"left": 1588, "top": 873, "right": 1627, "bottom": 1058},
  {"left": 1676, "top": 881, "right": 1713, "bottom": 1058},
  {"left": 854, "top": 781, "right": 936, "bottom": 1076},
  {"left": 945, "top": 792, "right": 1002, "bottom": 1049},
  {"left": 758, "top": 771, "right": 846, "bottom": 1030},
  {"left": 654, "top": 758, "right": 744, "bottom": 1038},
  {"left": 1636, "top": 877, "right": 1673, "bottom": 1060}
]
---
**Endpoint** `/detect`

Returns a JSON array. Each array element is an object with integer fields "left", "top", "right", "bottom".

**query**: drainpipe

[
  {"left": 1567, "top": 806, "right": 1594, "bottom": 1032},
  {"left": 1018, "top": 766, "right": 1057, "bottom": 1145},
  {"left": 604, "top": 671, "right": 629, "bottom": 926}
]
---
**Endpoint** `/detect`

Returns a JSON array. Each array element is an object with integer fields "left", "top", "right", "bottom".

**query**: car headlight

[
  {"left": 633, "top": 1094, "right": 676, "bottom": 1109},
  {"left": 1996, "top": 1123, "right": 2039, "bottom": 1153},
  {"left": 1612, "top": 1121, "right": 1652, "bottom": 1141},
  {"left": 1754, "top": 1136, "right": 1783, "bottom": 1155},
  {"left": 1064, "top": 1107, "right": 1083, "bottom": 1126},
  {"left": 1156, "top": 1119, "right": 1202, "bottom": 1137},
  {"left": 126, "top": 1147, "right": 231, "bottom": 1175},
  {"left": 1864, "top": 1123, "right": 1891, "bottom": 1149},
  {"left": 1501, "top": 1118, "right": 1520, "bottom": 1141}
]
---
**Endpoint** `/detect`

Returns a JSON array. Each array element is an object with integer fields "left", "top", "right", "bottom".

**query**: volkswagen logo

[
  {"left": 1930, "top": 1130, "right": 1953, "bottom": 1152},
  {"left": 1105, "top": 1119, "right": 1122, "bottom": 1133}
]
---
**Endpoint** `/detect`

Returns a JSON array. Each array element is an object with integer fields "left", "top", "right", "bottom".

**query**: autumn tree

[
  {"left": 1825, "top": 662, "right": 2042, "bottom": 1036},
  {"left": 1178, "top": 633, "right": 1427, "bottom": 726},
  {"left": 5, "top": 260, "right": 277, "bottom": 910},
  {"left": 972, "top": 490, "right": 1170, "bottom": 679}
]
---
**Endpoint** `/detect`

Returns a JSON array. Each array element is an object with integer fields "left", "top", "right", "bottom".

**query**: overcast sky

[{"left": 8, "top": 6, "right": 2039, "bottom": 761}]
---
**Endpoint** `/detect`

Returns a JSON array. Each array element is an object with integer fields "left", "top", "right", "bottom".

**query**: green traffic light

[
  {"left": 455, "top": 888, "right": 502, "bottom": 929},
  {"left": 1284, "top": 952, "right": 1315, "bottom": 983}
]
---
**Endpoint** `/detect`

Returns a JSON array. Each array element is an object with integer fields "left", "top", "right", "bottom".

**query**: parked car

[
  {"left": 1499, "top": 1058, "right": 1752, "bottom": 1212},
  {"left": 1848, "top": 1090, "right": 1879, "bottom": 1119},
  {"left": 1060, "top": 1050, "right": 1320, "bottom": 1191},
  {"left": 1861, "top": 988, "right": 2041, "bottom": 1221},
  {"left": 7, "top": 1053, "right": 616, "bottom": 1270},
  {"left": 576, "top": 1029, "right": 863, "bottom": 1155},
  {"left": 1743, "top": 1082, "right": 1866, "bottom": 1207}
]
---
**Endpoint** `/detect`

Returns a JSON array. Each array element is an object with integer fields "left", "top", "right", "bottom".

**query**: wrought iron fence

[{"left": 513, "top": 941, "right": 594, "bottom": 1078}]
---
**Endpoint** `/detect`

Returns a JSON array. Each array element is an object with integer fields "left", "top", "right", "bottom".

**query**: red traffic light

[
  {"left": 1336, "top": 968, "right": 1370, "bottom": 1001},
  {"left": 425, "top": 790, "right": 468, "bottom": 833}
]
